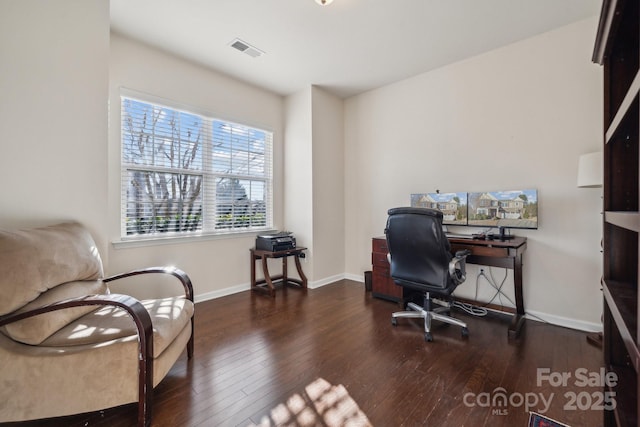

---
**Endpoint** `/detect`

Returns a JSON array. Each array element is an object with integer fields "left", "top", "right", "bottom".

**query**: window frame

[{"left": 118, "top": 91, "right": 274, "bottom": 243}]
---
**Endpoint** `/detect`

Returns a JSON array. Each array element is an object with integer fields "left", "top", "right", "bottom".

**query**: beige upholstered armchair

[{"left": 0, "top": 222, "right": 194, "bottom": 427}]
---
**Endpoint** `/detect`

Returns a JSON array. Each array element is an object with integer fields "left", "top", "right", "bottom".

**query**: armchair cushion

[
  {"left": 1, "top": 280, "right": 108, "bottom": 345},
  {"left": 0, "top": 222, "right": 104, "bottom": 316},
  {"left": 42, "top": 296, "right": 194, "bottom": 357}
]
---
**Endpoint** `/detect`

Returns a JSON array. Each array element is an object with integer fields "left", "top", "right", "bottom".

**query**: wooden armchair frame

[{"left": 0, "top": 267, "right": 194, "bottom": 427}]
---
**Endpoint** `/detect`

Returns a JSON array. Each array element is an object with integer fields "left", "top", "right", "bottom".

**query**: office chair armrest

[
  {"left": 454, "top": 249, "right": 471, "bottom": 259},
  {"left": 449, "top": 250, "right": 472, "bottom": 284}
]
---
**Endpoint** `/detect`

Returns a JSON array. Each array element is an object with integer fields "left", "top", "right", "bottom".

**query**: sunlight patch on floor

[{"left": 248, "top": 377, "right": 372, "bottom": 427}]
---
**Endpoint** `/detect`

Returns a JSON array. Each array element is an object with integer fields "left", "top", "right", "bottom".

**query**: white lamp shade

[{"left": 577, "top": 151, "right": 603, "bottom": 188}]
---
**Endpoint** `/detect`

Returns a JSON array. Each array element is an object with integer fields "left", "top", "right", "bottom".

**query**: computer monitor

[
  {"left": 467, "top": 189, "right": 538, "bottom": 230},
  {"left": 410, "top": 192, "right": 468, "bottom": 225}
]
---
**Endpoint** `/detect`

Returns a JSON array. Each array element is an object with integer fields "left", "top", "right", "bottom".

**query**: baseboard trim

[
  {"left": 525, "top": 309, "right": 602, "bottom": 333},
  {"left": 194, "top": 274, "right": 359, "bottom": 303},
  {"left": 343, "top": 273, "right": 365, "bottom": 283},
  {"left": 309, "top": 274, "right": 347, "bottom": 289},
  {"left": 195, "top": 283, "right": 249, "bottom": 303}
]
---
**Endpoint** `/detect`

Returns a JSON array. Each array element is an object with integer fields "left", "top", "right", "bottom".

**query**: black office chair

[{"left": 385, "top": 207, "right": 471, "bottom": 342}]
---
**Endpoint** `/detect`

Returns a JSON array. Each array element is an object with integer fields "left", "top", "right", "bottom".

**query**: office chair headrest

[{"left": 387, "top": 207, "right": 443, "bottom": 220}]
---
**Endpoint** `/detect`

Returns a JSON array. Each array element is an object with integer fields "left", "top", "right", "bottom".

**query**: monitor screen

[
  {"left": 467, "top": 189, "right": 538, "bottom": 229},
  {"left": 410, "top": 192, "right": 468, "bottom": 225}
]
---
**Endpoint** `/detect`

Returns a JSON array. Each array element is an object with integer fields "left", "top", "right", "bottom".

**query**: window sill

[{"left": 112, "top": 229, "right": 276, "bottom": 249}]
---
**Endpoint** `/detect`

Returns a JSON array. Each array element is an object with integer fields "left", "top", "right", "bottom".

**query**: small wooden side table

[{"left": 250, "top": 247, "right": 308, "bottom": 297}]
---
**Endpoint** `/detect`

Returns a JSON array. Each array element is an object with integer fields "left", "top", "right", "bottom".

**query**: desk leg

[
  {"left": 283, "top": 256, "right": 288, "bottom": 285},
  {"left": 509, "top": 253, "right": 526, "bottom": 339},
  {"left": 294, "top": 255, "right": 308, "bottom": 288},
  {"left": 250, "top": 251, "right": 256, "bottom": 290},
  {"left": 262, "top": 255, "right": 276, "bottom": 297}
]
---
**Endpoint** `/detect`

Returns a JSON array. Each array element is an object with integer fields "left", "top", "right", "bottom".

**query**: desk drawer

[
  {"left": 451, "top": 243, "right": 509, "bottom": 258},
  {"left": 372, "top": 251, "right": 390, "bottom": 267},
  {"left": 372, "top": 269, "right": 401, "bottom": 301},
  {"left": 373, "top": 261, "right": 389, "bottom": 275},
  {"left": 372, "top": 238, "right": 388, "bottom": 253},
  {"left": 371, "top": 237, "right": 400, "bottom": 302}
]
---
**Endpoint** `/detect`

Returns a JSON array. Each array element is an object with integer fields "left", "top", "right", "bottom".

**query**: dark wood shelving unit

[{"left": 593, "top": 0, "right": 640, "bottom": 425}]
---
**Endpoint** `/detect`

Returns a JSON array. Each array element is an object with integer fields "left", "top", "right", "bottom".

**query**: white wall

[
  {"left": 284, "top": 88, "right": 314, "bottom": 280},
  {"left": 283, "top": 86, "right": 345, "bottom": 285},
  {"left": 311, "top": 87, "right": 345, "bottom": 283},
  {"left": 108, "top": 34, "right": 285, "bottom": 300},
  {"left": 0, "top": 0, "right": 110, "bottom": 253},
  {"left": 344, "top": 17, "right": 604, "bottom": 330}
]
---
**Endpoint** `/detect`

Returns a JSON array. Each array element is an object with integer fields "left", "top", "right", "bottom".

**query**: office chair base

[{"left": 391, "top": 301, "right": 468, "bottom": 342}]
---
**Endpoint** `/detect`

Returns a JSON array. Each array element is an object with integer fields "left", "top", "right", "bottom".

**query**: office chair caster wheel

[
  {"left": 461, "top": 327, "right": 469, "bottom": 338},
  {"left": 391, "top": 317, "right": 397, "bottom": 326},
  {"left": 425, "top": 332, "right": 433, "bottom": 342}
]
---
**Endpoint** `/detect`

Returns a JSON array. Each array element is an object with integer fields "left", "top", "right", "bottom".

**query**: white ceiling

[{"left": 110, "top": 0, "right": 602, "bottom": 99}]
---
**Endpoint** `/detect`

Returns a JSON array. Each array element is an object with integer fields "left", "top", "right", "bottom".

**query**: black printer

[{"left": 255, "top": 231, "right": 296, "bottom": 252}]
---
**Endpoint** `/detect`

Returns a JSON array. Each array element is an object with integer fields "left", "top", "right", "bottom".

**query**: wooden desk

[
  {"left": 250, "top": 247, "right": 308, "bottom": 297},
  {"left": 448, "top": 236, "right": 527, "bottom": 338},
  {"left": 371, "top": 236, "right": 527, "bottom": 338}
]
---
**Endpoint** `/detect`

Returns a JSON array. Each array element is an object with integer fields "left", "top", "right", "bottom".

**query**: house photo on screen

[
  {"left": 467, "top": 189, "right": 538, "bottom": 229},
  {"left": 410, "top": 192, "right": 468, "bottom": 225}
]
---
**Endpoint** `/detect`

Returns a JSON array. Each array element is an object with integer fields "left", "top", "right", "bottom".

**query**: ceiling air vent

[{"left": 229, "top": 38, "right": 264, "bottom": 58}]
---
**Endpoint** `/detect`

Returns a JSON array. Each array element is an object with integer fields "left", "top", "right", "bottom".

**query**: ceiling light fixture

[{"left": 315, "top": 0, "right": 334, "bottom": 5}]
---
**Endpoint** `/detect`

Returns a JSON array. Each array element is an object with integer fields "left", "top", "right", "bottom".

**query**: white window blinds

[{"left": 121, "top": 96, "right": 273, "bottom": 239}]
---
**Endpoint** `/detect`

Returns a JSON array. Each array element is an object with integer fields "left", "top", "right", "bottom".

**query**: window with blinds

[{"left": 121, "top": 96, "right": 273, "bottom": 239}]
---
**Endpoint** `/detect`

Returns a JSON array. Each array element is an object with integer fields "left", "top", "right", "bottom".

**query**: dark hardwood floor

[{"left": 5, "top": 280, "right": 604, "bottom": 427}]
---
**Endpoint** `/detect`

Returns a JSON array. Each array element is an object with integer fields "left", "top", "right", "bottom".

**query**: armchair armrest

[
  {"left": 104, "top": 266, "right": 194, "bottom": 302},
  {"left": 0, "top": 293, "right": 151, "bottom": 331},
  {"left": 449, "top": 249, "right": 472, "bottom": 284},
  {"left": 104, "top": 266, "right": 195, "bottom": 361},
  {"left": 0, "top": 293, "right": 154, "bottom": 427}
]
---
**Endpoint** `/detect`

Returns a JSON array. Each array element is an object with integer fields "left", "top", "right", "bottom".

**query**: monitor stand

[{"left": 498, "top": 226, "right": 515, "bottom": 241}]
